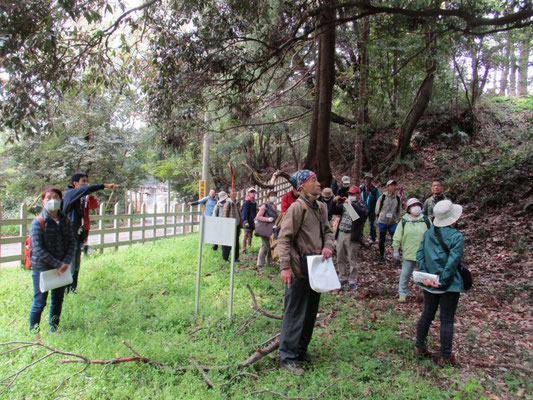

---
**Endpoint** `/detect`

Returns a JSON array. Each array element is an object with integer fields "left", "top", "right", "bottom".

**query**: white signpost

[{"left": 195, "top": 215, "right": 237, "bottom": 320}]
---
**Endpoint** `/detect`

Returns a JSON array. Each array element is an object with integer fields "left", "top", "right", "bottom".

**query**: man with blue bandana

[{"left": 277, "top": 169, "right": 335, "bottom": 376}]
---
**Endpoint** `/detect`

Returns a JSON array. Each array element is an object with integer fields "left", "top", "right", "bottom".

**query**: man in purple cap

[{"left": 277, "top": 169, "right": 335, "bottom": 376}]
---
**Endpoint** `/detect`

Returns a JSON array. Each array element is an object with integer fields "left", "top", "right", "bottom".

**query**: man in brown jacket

[
  {"left": 277, "top": 169, "right": 335, "bottom": 376},
  {"left": 221, "top": 187, "right": 242, "bottom": 263}
]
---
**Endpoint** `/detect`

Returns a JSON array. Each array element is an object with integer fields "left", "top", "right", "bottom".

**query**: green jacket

[
  {"left": 392, "top": 215, "right": 430, "bottom": 261},
  {"left": 416, "top": 226, "right": 464, "bottom": 293}
]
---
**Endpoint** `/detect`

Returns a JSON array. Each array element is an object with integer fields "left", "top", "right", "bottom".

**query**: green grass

[{"left": 1, "top": 234, "right": 487, "bottom": 399}]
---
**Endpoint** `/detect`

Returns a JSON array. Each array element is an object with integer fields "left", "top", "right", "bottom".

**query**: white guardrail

[{"left": 0, "top": 179, "right": 292, "bottom": 267}]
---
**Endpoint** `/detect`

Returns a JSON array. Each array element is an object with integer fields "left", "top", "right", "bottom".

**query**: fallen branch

[
  {"left": 237, "top": 339, "right": 280, "bottom": 367},
  {"left": 191, "top": 360, "right": 214, "bottom": 389},
  {"left": 246, "top": 284, "right": 283, "bottom": 320},
  {"left": 250, "top": 373, "right": 355, "bottom": 399}
]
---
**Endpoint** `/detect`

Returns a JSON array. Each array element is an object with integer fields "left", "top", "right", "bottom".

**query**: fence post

[
  {"left": 190, "top": 204, "right": 195, "bottom": 233},
  {"left": 114, "top": 203, "right": 120, "bottom": 251},
  {"left": 19, "top": 203, "right": 27, "bottom": 259},
  {"left": 99, "top": 203, "right": 105, "bottom": 253},
  {"left": 170, "top": 202, "right": 176, "bottom": 236},
  {"left": 127, "top": 203, "right": 133, "bottom": 246},
  {"left": 153, "top": 203, "right": 157, "bottom": 239},
  {"left": 181, "top": 203, "right": 185, "bottom": 234},
  {"left": 141, "top": 203, "right": 146, "bottom": 243}
]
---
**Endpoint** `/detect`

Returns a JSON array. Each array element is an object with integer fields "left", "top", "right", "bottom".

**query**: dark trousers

[
  {"left": 29, "top": 271, "right": 66, "bottom": 332},
  {"left": 67, "top": 235, "right": 82, "bottom": 293},
  {"left": 361, "top": 213, "right": 377, "bottom": 241},
  {"left": 279, "top": 277, "right": 321, "bottom": 363},
  {"left": 222, "top": 226, "right": 241, "bottom": 261},
  {"left": 416, "top": 290, "right": 460, "bottom": 358}
]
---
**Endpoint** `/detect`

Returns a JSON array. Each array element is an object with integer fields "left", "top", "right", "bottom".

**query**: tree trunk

[
  {"left": 510, "top": 48, "right": 517, "bottom": 96},
  {"left": 353, "top": 16, "right": 370, "bottom": 183},
  {"left": 304, "top": 0, "right": 336, "bottom": 188},
  {"left": 499, "top": 36, "right": 511, "bottom": 96},
  {"left": 518, "top": 29, "right": 531, "bottom": 97},
  {"left": 395, "top": 35, "right": 436, "bottom": 160}
]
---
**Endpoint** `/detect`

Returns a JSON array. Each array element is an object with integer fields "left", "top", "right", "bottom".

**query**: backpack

[
  {"left": 24, "top": 217, "right": 45, "bottom": 270},
  {"left": 402, "top": 216, "right": 431, "bottom": 230},
  {"left": 376, "top": 193, "right": 401, "bottom": 217}
]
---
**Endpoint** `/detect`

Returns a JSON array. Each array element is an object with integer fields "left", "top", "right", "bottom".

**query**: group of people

[
  {"left": 29, "top": 173, "right": 119, "bottom": 334},
  {"left": 30, "top": 169, "right": 464, "bottom": 377},
  {"left": 272, "top": 170, "right": 464, "bottom": 375}
]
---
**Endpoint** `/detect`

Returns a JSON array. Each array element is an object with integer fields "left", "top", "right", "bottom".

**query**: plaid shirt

[{"left": 30, "top": 210, "right": 76, "bottom": 271}]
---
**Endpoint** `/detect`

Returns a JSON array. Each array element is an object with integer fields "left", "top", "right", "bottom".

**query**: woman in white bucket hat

[{"left": 414, "top": 200, "right": 465, "bottom": 365}]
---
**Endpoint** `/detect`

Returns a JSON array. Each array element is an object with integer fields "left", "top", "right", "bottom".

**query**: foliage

[
  {"left": 0, "top": 234, "right": 499, "bottom": 399},
  {"left": 0, "top": 88, "right": 149, "bottom": 211}
]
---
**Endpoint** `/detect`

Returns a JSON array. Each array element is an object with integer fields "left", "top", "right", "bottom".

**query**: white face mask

[
  {"left": 269, "top": 196, "right": 277, "bottom": 203},
  {"left": 44, "top": 199, "right": 61, "bottom": 212},
  {"left": 348, "top": 196, "right": 356, "bottom": 203},
  {"left": 410, "top": 205, "right": 422, "bottom": 216}
]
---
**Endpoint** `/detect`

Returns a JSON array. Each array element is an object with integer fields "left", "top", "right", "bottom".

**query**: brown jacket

[
  {"left": 277, "top": 197, "right": 334, "bottom": 277},
  {"left": 222, "top": 198, "right": 241, "bottom": 226}
]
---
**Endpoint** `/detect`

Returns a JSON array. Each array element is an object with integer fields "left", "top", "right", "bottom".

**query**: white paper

[
  {"left": 39, "top": 268, "right": 73, "bottom": 292},
  {"left": 343, "top": 203, "right": 359, "bottom": 221},
  {"left": 412, "top": 271, "right": 440, "bottom": 285},
  {"left": 306, "top": 255, "right": 341, "bottom": 293}
]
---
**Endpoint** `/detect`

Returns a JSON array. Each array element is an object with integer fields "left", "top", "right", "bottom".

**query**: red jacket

[{"left": 281, "top": 191, "right": 298, "bottom": 213}]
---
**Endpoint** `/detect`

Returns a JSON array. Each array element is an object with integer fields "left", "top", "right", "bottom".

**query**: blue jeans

[
  {"left": 29, "top": 271, "right": 66, "bottom": 332},
  {"left": 416, "top": 291, "right": 460, "bottom": 358},
  {"left": 398, "top": 259, "right": 416, "bottom": 296}
]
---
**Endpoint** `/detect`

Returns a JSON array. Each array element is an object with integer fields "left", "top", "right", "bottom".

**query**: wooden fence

[{"left": 0, "top": 179, "right": 292, "bottom": 266}]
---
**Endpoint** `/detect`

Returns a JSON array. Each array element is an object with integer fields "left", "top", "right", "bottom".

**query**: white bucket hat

[
  {"left": 218, "top": 191, "right": 228, "bottom": 202},
  {"left": 433, "top": 200, "right": 463, "bottom": 227}
]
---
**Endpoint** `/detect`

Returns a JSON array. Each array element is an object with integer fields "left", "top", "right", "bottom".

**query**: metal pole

[
  {"left": 228, "top": 222, "right": 236, "bottom": 321},
  {"left": 201, "top": 118, "right": 209, "bottom": 183},
  {"left": 195, "top": 215, "right": 205, "bottom": 315}
]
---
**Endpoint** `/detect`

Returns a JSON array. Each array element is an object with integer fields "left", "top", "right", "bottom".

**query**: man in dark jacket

[
  {"left": 62, "top": 172, "right": 119, "bottom": 293},
  {"left": 359, "top": 172, "right": 380, "bottom": 243},
  {"left": 241, "top": 187, "right": 257, "bottom": 255},
  {"left": 331, "top": 186, "right": 368, "bottom": 290}
]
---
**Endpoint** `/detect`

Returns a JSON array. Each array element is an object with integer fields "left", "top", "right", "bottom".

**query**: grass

[{"left": 1, "top": 234, "right": 487, "bottom": 399}]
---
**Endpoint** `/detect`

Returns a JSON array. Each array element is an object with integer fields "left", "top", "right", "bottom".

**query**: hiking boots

[
  {"left": 436, "top": 354, "right": 459, "bottom": 366},
  {"left": 280, "top": 361, "right": 305, "bottom": 376}
]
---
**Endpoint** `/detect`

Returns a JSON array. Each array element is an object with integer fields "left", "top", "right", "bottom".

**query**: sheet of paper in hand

[
  {"left": 343, "top": 202, "right": 359, "bottom": 221},
  {"left": 39, "top": 268, "right": 73, "bottom": 292},
  {"left": 306, "top": 255, "right": 341, "bottom": 293},
  {"left": 412, "top": 271, "right": 440, "bottom": 285}
]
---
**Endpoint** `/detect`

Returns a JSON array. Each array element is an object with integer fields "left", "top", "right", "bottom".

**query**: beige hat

[
  {"left": 406, "top": 198, "right": 422, "bottom": 209},
  {"left": 433, "top": 200, "right": 463, "bottom": 227},
  {"left": 386, "top": 179, "right": 397, "bottom": 186},
  {"left": 321, "top": 188, "right": 333, "bottom": 198},
  {"left": 247, "top": 187, "right": 256, "bottom": 193},
  {"left": 218, "top": 191, "right": 228, "bottom": 202}
]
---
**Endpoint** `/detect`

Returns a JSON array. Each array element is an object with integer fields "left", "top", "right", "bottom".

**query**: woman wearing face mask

[
  {"left": 392, "top": 198, "right": 431, "bottom": 303},
  {"left": 29, "top": 187, "right": 75, "bottom": 334},
  {"left": 255, "top": 191, "right": 280, "bottom": 267}
]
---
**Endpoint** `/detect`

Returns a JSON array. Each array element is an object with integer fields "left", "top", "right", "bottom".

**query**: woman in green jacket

[
  {"left": 392, "top": 198, "right": 430, "bottom": 303},
  {"left": 415, "top": 200, "right": 464, "bottom": 365}
]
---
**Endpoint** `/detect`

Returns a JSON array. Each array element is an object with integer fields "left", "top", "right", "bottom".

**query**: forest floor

[{"left": 323, "top": 101, "right": 533, "bottom": 398}]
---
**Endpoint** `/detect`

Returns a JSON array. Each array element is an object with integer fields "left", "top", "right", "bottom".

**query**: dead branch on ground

[{"left": 246, "top": 284, "right": 283, "bottom": 320}]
